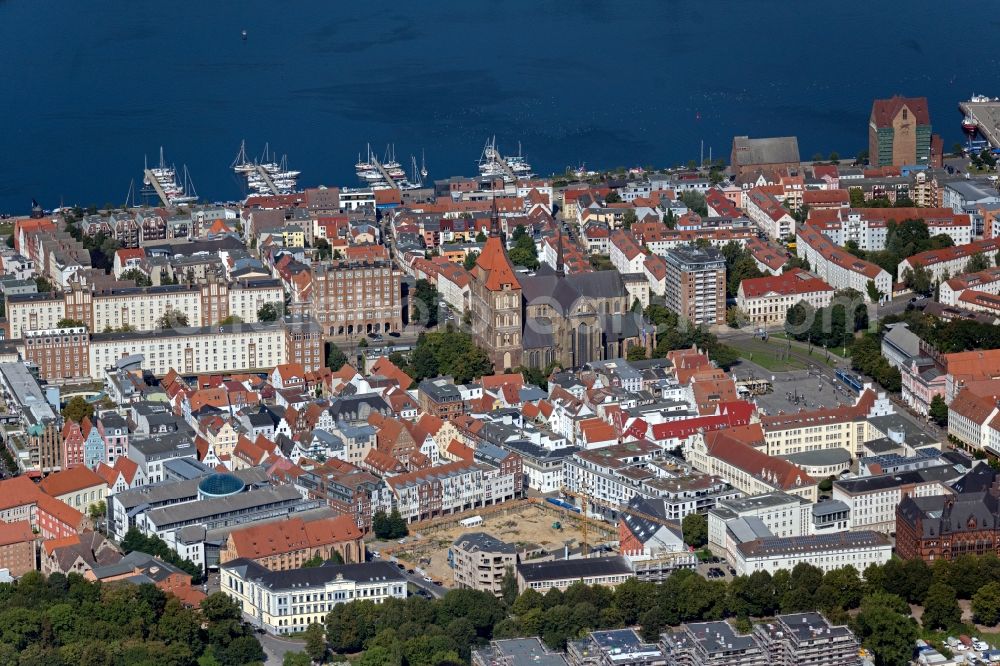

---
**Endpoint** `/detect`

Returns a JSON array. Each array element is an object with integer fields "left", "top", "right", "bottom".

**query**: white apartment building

[
  {"left": 732, "top": 531, "right": 891, "bottom": 576},
  {"left": 832, "top": 465, "right": 961, "bottom": 533},
  {"left": 796, "top": 225, "right": 891, "bottom": 301},
  {"left": 221, "top": 559, "right": 406, "bottom": 635},
  {"left": 939, "top": 266, "right": 1000, "bottom": 306},
  {"left": 736, "top": 269, "right": 834, "bottom": 328},
  {"left": 609, "top": 231, "right": 646, "bottom": 275},
  {"left": 744, "top": 189, "right": 795, "bottom": 240},
  {"left": 89, "top": 323, "right": 287, "bottom": 379},
  {"left": 707, "top": 492, "right": 811, "bottom": 554},
  {"left": 897, "top": 239, "right": 1000, "bottom": 284}
]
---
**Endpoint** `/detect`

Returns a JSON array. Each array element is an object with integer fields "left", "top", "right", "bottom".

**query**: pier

[
  {"left": 142, "top": 169, "right": 171, "bottom": 207},
  {"left": 960, "top": 99, "right": 1000, "bottom": 148},
  {"left": 369, "top": 155, "right": 401, "bottom": 191},
  {"left": 253, "top": 165, "right": 281, "bottom": 195},
  {"left": 492, "top": 153, "right": 518, "bottom": 182}
]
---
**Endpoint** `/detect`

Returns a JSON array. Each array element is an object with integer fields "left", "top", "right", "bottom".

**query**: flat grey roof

[
  {"left": 145, "top": 485, "right": 302, "bottom": 527},
  {"left": 517, "top": 556, "right": 632, "bottom": 583}
]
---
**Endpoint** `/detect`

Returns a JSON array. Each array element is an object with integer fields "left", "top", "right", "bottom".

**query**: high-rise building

[
  {"left": 662, "top": 245, "right": 726, "bottom": 326},
  {"left": 869, "top": 96, "right": 932, "bottom": 167}
]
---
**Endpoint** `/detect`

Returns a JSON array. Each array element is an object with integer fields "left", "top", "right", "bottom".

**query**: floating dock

[
  {"left": 143, "top": 169, "right": 170, "bottom": 207},
  {"left": 960, "top": 98, "right": 1000, "bottom": 148},
  {"left": 369, "top": 154, "right": 401, "bottom": 191},
  {"left": 253, "top": 165, "right": 280, "bottom": 195}
]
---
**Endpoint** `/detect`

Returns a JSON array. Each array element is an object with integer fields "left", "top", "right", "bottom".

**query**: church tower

[{"left": 469, "top": 227, "right": 523, "bottom": 372}]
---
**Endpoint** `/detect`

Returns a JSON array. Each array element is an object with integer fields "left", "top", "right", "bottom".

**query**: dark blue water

[{"left": 1, "top": 0, "right": 997, "bottom": 214}]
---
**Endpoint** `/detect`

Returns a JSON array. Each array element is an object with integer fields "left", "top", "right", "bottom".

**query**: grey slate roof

[
  {"left": 516, "top": 555, "right": 632, "bottom": 583},
  {"left": 732, "top": 135, "right": 800, "bottom": 167},
  {"left": 221, "top": 558, "right": 403, "bottom": 590}
]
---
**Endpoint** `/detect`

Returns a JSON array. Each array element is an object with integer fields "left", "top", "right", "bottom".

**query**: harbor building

[{"left": 868, "top": 96, "right": 933, "bottom": 167}]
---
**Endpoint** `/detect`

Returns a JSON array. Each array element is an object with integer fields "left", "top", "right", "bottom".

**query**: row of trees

[
  {"left": 0, "top": 571, "right": 264, "bottom": 666},
  {"left": 644, "top": 304, "right": 740, "bottom": 370},
  {"left": 372, "top": 509, "right": 409, "bottom": 540},
  {"left": 718, "top": 241, "right": 765, "bottom": 299},
  {"left": 885, "top": 309, "right": 1000, "bottom": 355},
  {"left": 850, "top": 334, "right": 902, "bottom": 393},
  {"left": 318, "top": 552, "right": 1000, "bottom": 666},
  {"left": 401, "top": 327, "right": 493, "bottom": 384},
  {"left": 784, "top": 288, "right": 869, "bottom": 350}
]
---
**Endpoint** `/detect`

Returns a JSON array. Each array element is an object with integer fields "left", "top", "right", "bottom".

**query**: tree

[
  {"left": 501, "top": 567, "right": 519, "bottom": 606},
  {"left": 157, "top": 310, "right": 189, "bottom": 329},
  {"left": 283, "top": 652, "right": 312, "bottom": 666},
  {"left": 119, "top": 268, "right": 152, "bottom": 287},
  {"left": 679, "top": 191, "right": 707, "bottom": 217},
  {"left": 56, "top": 318, "right": 87, "bottom": 329},
  {"left": 622, "top": 210, "right": 637, "bottom": 229},
  {"left": 314, "top": 238, "right": 332, "bottom": 260},
  {"left": 929, "top": 395, "right": 948, "bottom": 428},
  {"left": 902, "top": 263, "right": 932, "bottom": 295},
  {"left": 866, "top": 280, "right": 882, "bottom": 303},
  {"left": 303, "top": 623, "right": 327, "bottom": 663},
  {"left": 35, "top": 276, "right": 53, "bottom": 293},
  {"left": 218, "top": 315, "right": 243, "bottom": 326},
  {"left": 87, "top": 500, "right": 106, "bottom": 521},
  {"left": 372, "top": 509, "right": 408, "bottom": 540},
  {"left": 404, "top": 327, "right": 493, "bottom": 383},
  {"left": 626, "top": 345, "right": 647, "bottom": 362},
  {"left": 853, "top": 593, "right": 918, "bottom": 666},
  {"left": 922, "top": 582, "right": 961, "bottom": 630},
  {"left": 413, "top": 279, "right": 439, "bottom": 327},
  {"left": 725, "top": 306, "right": 747, "bottom": 329},
  {"left": 61, "top": 396, "right": 94, "bottom": 423},
  {"left": 325, "top": 342, "right": 348, "bottom": 370},
  {"left": 463, "top": 252, "right": 479, "bottom": 271},
  {"left": 301, "top": 554, "right": 324, "bottom": 568},
  {"left": 257, "top": 302, "right": 280, "bottom": 322},
  {"left": 828, "top": 151, "right": 840, "bottom": 162},
  {"left": 973, "top": 581, "right": 1000, "bottom": 626},
  {"left": 966, "top": 251, "right": 990, "bottom": 273},
  {"left": 682, "top": 513, "right": 707, "bottom": 548},
  {"left": 604, "top": 191, "right": 622, "bottom": 204},
  {"left": 508, "top": 226, "right": 539, "bottom": 270},
  {"left": 475, "top": 231, "right": 487, "bottom": 243}
]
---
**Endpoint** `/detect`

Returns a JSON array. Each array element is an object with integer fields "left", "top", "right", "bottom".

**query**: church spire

[
  {"left": 490, "top": 188, "right": 500, "bottom": 237},
  {"left": 555, "top": 224, "right": 565, "bottom": 277}
]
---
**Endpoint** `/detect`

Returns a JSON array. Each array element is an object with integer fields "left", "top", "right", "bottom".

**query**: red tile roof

[
  {"left": 473, "top": 236, "right": 521, "bottom": 291},
  {"left": 871, "top": 95, "right": 930, "bottom": 127},
  {"left": 38, "top": 466, "right": 106, "bottom": 497},
  {"left": 739, "top": 268, "right": 833, "bottom": 298}
]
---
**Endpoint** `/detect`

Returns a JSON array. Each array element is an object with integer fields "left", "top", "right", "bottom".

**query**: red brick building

[
  {"left": 22, "top": 326, "right": 91, "bottom": 384},
  {"left": 0, "top": 520, "right": 36, "bottom": 576},
  {"left": 896, "top": 465, "right": 1000, "bottom": 561}
]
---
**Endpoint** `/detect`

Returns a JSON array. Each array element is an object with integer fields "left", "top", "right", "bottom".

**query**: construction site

[{"left": 382, "top": 499, "right": 616, "bottom": 585}]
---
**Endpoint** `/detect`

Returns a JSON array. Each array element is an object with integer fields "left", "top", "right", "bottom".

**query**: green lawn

[
  {"left": 738, "top": 350, "right": 806, "bottom": 372},
  {"left": 769, "top": 331, "right": 851, "bottom": 358}
]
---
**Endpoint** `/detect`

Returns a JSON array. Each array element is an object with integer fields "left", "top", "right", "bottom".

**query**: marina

[
  {"left": 354, "top": 144, "right": 426, "bottom": 191},
  {"left": 141, "top": 148, "right": 198, "bottom": 207},
  {"left": 232, "top": 141, "right": 301, "bottom": 195},
  {"left": 959, "top": 94, "right": 1000, "bottom": 149}
]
